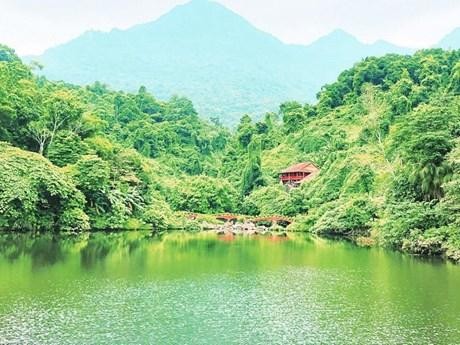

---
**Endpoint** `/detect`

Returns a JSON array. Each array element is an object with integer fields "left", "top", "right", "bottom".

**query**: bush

[
  {"left": 168, "top": 176, "right": 238, "bottom": 214},
  {"left": 401, "top": 226, "right": 460, "bottom": 262},
  {"left": 243, "top": 185, "right": 290, "bottom": 215},
  {"left": 0, "top": 143, "right": 88, "bottom": 231},
  {"left": 310, "top": 197, "right": 376, "bottom": 237},
  {"left": 47, "top": 130, "right": 88, "bottom": 167},
  {"left": 378, "top": 201, "right": 445, "bottom": 248},
  {"left": 142, "top": 198, "right": 174, "bottom": 231}
]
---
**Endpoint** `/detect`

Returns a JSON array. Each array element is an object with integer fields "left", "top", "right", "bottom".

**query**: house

[{"left": 279, "top": 162, "right": 319, "bottom": 187}]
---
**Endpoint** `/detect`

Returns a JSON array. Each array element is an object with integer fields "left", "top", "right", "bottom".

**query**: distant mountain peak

[
  {"left": 28, "top": 0, "right": 424, "bottom": 125},
  {"left": 138, "top": 0, "right": 252, "bottom": 32},
  {"left": 164, "top": 0, "right": 235, "bottom": 16},
  {"left": 307, "top": 29, "right": 361, "bottom": 50},
  {"left": 312, "top": 29, "right": 359, "bottom": 44}
]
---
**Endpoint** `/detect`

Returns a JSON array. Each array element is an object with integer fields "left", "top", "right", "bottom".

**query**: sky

[{"left": 0, "top": 0, "right": 459, "bottom": 56}]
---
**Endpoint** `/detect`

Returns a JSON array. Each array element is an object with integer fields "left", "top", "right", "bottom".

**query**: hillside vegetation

[
  {"left": 1, "top": 44, "right": 460, "bottom": 261},
  {"left": 246, "top": 49, "right": 460, "bottom": 261}
]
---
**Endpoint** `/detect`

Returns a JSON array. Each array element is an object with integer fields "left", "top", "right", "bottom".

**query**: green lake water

[{"left": 0, "top": 231, "right": 459, "bottom": 345}]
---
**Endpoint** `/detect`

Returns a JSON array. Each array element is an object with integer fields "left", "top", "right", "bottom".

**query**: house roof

[{"left": 281, "top": 162, "right": 319, "bottom": 174}]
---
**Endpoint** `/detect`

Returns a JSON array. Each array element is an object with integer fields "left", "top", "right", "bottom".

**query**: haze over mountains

[
  {"left": 436, "top": 28, "right": 460, "bottom": 50},
  {"left": 28, "top": 0, "right": 459, "bottom": 125}
]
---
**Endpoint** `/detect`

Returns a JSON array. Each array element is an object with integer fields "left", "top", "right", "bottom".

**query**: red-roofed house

[{"left": 279, "top": 162, "right": 319, "bottom": 187}]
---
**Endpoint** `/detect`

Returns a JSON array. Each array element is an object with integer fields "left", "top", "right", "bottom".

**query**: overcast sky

[{"left": 1, "top": 0, "right": 459, "bottom": 55}]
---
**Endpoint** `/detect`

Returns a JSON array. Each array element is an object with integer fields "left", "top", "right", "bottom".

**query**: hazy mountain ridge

[
  {"left": 27, "top": 0, "right": 456, "bottom": 125},
  {"left": 437, "top": 28, "right": 460, "bottom": 49}
]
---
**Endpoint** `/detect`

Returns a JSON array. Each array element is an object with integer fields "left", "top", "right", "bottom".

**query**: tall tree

[
  {"left": 241, "top": 136, "right": 264, "bottom": 195},
  {"left": 29, "top": 90, "right": 83, "bottom": 155}
]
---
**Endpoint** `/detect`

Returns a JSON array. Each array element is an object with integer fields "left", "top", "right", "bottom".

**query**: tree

[
  {"left": 391, "top": 104, "right": 458, "bottom": 200},
  {"left": 0, "top": 143, "right": 89, "bottom": 231},
  {"left": 47, "top": 130, "right": 88, "bottom": 167},
  {"left": 236, "top": 114, "right": 255, "bottom": 148},
  {"left": 280, "top": 101, "right": 306, "bottom": 133},
  {"left": 241, "top": 136, "right": 264, "bottom": 195},
  {"left": 164, "top": 95, "right": 197, "bottom": 120},
  {"left": 135, "top": 86, "right": 161, "bottom": 115},
  {"left": 407, "top": 134, "right": 453, "bottom": 200},
  {"left": 29, "top": 121, "right": 51, "bottom": 155},
  {"left": 450, "top": 61, "right": 460, "bottom": 95},
  {"left": 389, "top": 69, "right": 414, "bottom": 116},
  {"left": 169, "top": 176, "right": 238, "bottom": 214},
  {"left": 0, "top": 44, "right": 20, "bottom": 63},
  {"left": 71, "top": 155, "right": 111, "bottom": 212},
  {"left": 29, "top": 90, "right": 83, "bottom": 155}
]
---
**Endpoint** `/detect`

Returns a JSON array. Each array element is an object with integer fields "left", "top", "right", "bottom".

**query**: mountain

[
  {"left": 437, "top": 28, "right": 460, "bottom": 50},
  {"left": 29, "top": 0, "right": 414, "bottom": 125}
]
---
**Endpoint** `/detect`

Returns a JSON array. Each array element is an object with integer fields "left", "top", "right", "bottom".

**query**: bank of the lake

[{"left": 0, "top": 231, "right": 459, "bottom": 345}]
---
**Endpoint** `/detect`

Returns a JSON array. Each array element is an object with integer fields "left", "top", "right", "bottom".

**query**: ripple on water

[{"left": 1, "top": 265, "right": 459, "bottom": 345}]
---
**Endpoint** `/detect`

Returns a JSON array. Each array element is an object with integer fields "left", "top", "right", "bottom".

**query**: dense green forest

[{"left": 1, "top": 44, "right": 459, "bottom": 261}]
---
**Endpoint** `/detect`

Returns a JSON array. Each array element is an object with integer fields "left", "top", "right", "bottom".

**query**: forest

[{"left": 1, "top": 44, "right": 459, "bottom": 262}]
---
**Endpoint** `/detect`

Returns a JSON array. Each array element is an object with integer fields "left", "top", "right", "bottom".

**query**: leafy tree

[
  {"left": 236, "top": 114, "right": 255, "bottom": 148},
  {"left": 47, "top": 130, "right": 88, "bottom": 167},
  {"left": 450, "top": 61, "right": 460, "bottom": 95},
  {"left": 29, "top": 90, "right": 83, "bottom": 154},
  {"left": 0, "top": 44, "right": 20, "bottom": 63},
  {"left": 280, "top": 101, "right": 306, "bottom": 133},
  {"left": 169, "top": 176, "right": 238, "bottom": 214},
  {"left": 241, "top": 136, "right": 264, "bottom": 195},
  {"left": 0, "top": 143, "right": 89, "bottom": 231},
  {"left": 71, "top": 155, "right": 111, "bottom": 213},
  {"left": 136, "top": 86, "right": 161, "bottom": 115},
  {"left": 390, "top": 104, "right": 458, "bottom": 200},
  {"left": 164, "top": 95, "right": 197, "bottom": 120}
]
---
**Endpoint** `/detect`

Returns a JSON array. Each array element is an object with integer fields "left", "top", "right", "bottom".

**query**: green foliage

[
  {"left": 280, "top": 101, "right": 307, "bottom": 133},
  {"left": 377, "top": 201, "right": 445, "bottom": 248},
  {"left": 243, "top": 185, "right": 290, "bottom": 216},
  {"left": 260, "top": 49, "right": 460, "bottom": 261},
  {"left": 71, "top": 155, "right": 111, "bottom": 211},
  {"left": 401, "top": 226, "right": 460, "bottom": 260},
  {"left": 0, "top": 143, "right": 89, "bottom": 231},
  {"left": 241, "top": 136, "right": 265, "bottom": 195},
  {"left": 142, "top": 197, "right": 175, "bottom": 231},
  {"left": 47, "top": 130, "right": 88, "bottom": 167},
  {"left": 307, "top": 197, "right": 376, "bottom": 237},
  {"left": 236, "top": 115, "right": 255, "bottom": 148},
  {"left": 389, "top": 102, "right": 459, "bottom": 200},
  {"left": 168, "top": 176, "right": 238, "bottom": 214},
  {"left": 0, "top": 44, "right": 21, "bottom": 63},
  {"left": 0, "top": 48, "right": 233, "bottom": 231},
  {"left": 0, "top": 42, "right": 459, "bottom": 262}
]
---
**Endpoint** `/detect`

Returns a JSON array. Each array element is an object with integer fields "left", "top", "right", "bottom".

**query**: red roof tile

[{"left": 281, "top": 162, "right": 319, "bottom": 174}]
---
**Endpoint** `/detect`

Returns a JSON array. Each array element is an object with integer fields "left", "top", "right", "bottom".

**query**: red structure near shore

[{"left": 279, "top": 162, "right": 319, "bottom": 187}]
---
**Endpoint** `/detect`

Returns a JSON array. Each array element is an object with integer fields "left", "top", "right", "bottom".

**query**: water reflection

[
  {"left": 0, "top": 233, "right": 72, "bottom": 267},
  {"left": 0, "top": 231, "right": 321, "bottom": 274},
  {"left": 79, "top": 232, "right": 153, "bottom": 269},
  {"left": 80, "top": 235, "right": 112, "bottom": 269},
  {"left": 0, "top": 231, "right": 460, "bottom": 345}
]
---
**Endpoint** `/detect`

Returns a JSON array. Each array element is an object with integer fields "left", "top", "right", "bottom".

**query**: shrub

[
  {"left": 310, "top": 197, "right": 376, "bottom": 237},
  {"left": 378, "top": 201, "right": 445, "bottom": 248},
  {"left": 0, "top": 143, "right": 88, "bottom": 231}
]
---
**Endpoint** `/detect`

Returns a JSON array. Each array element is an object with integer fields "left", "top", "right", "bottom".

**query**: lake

[{"left": 0, "top": 232, "right": 459, "bottom": 345}]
